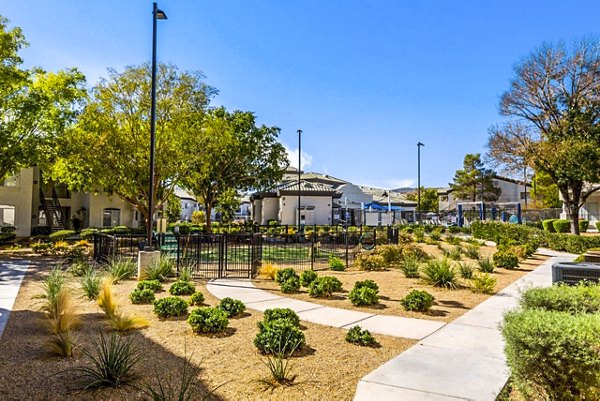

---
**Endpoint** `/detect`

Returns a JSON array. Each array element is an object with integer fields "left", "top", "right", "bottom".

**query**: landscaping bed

[
  {"left": 0, "top": 256, "right": 413, "bottom": 401},
  {"left": 254, "top": 241, "right": 548, "bottom": 323}
]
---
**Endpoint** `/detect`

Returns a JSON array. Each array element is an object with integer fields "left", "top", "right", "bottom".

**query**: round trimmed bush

[
  {"left": 275, "top": 268, "right": 298, "bottom": 284},
  {"left": 348, "top": 286, "right": 379, "bottom": 306},
  {"left": 169, "top": 280, "right": 195, "bottom": 296},
  {"left": 579, "top": 220, "right": 590, "bottom": 232},
  {"left": 137, "top": 279, "right": 163, "bottom": 292},
  {"left": 153, "top": 296, "right": 188, "bottom": 318},
  {"left": 354, "top": 279, "right": 379, "bottom": 292},
  {"left": 308, "top": 276, "right": 343, "bottom": 298},
  {"left": 300, "top": 270, "right": 318, "bottom": 287},
  {"left": 262, "top": 308, "right": 300, "bottom": 327},
  {"left": 129, "top": 288, "right": 155, "bottom": 304},
  {"left": 254, "top": 319, "right": 305, "bottom": 355},
  {"left": 217, "top": 297, "right": 246, "bottom": 317},
  {"left": 542, "top": 219, "right": 558, "bottom": 232},
  {"left": 492, "top": 250, "right": 519, "bottom": 269},
  {"left": 189, "top": 291, "right": 205, "bottom": 306},
  {"left": 329, "top": 255, "right": 345, "bottom": 271},
  {"left": 400, "top": 289, "right": 434, "bottom": 312},
  {"left": 188, "top": 307, "right": 229, "bottom": 333},
  {"left": 553, "top": 219, "right": 571, "bottom": 233},
  {"left": 280, "top": 276, "right": 300, "bottom": 294},
  {"left": 345, "top": 325, "right": 378, "bottom": 347}
]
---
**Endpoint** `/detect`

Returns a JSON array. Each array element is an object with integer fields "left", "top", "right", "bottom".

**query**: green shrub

[
  {"left": 169, "top": 280, "right": 195, "bottom": 296},
  {"left": 80, "top": 228, "right": 99, "bottom": 240},
  {"left": 471, "top": 273, "right": 496, "bottom": 294},
  {"left": 542, "top": 219, "right": 558, "bottom": 232},
  {"left": 373, "top": 244, "right": 403, "bottom": 265},
  {"left": 520, "top": 283, "right": 600, "bottom": 314},
  {"left": 478, "top": 257, "right": 494, "bottom": 273},
  {"left": 328, "top": 255, "right": 345, "bottom": 271},
  {"left": 492, "top": 250, "right": 519, "bottom": 269},
  {"left": 348, "top": 282, "right": 379, "bottom": 306},
  {"left": 136, "top": 280, "right": 163, "bottom": 292},
  {"left": 445, "top": 234, "right": 462, "bottom": 245},
  {"left": 449, "top": 245, "right": 463, "bottom": 261},
  {"left": 354, "top": 253, "right": 387, "bottom": 271},
  {"left": 67, "top": 261, "right": 90, "bottom": 277},
  {"left": 400, "top": 254, "right": 421, "bottom": 278},
  {"left": 262, "top": 308, "right": 300, "bottom": 327},
  {"left": 275, "top": 268, "right": 298, "bottom": 284},
  {"left": 129, "top": 288, "right": 155, "bottom": 304},
  {"left": 465, "top": 244, "right": 480, "bottom": 260},
  {"left": 49, "top": 229, "right": 76, "bottom": 242},
  {"left": 400, "top": 289, "right": 434, "bottom": 312},
  {"left": 429, "top": 229, "right": 442, "bottom": 242},
  {"left": 254, "top": 319, "right": 305, "bottom": 355},
  {"left": 143, "top": 256, "right": 174, "bottom": 282},
  {"left": 458, "top": 262, "right": 475, "bottom": 279},
  {"left": 107, "top": 257, "right": 136, "bottom": 283},
  {"left": 188, "top": 307, "right": 229, "bottom": 333},
  {"left": 153, "top": 297, "right": 188, "bottom": 318},
  {"left": 413, "top": 227, "right": 425, "bottom": 243},
  {"left": 345, "top": 325, "right": 378, "bottom": 347},
  {"left": 189, "top": 291, "right": 205, "bottom": 306},
  {"left": 422, "top": 259, "right": 458, "bottom": 289},
  {"left": 502, "top": 309, "right": 600, "bottom": 400},
  {"left": 280, "top": 276, "right": 300, "bottom": 294},
  {"left": 299, "top": 270, "right": 318, "bottom": 287},
  {"left": 553, "top": 219, "right": 571, "bottom": 233},
  {"left": 31, "top": 241, "right": 53, "bottom": 254},
  {"left": 579, "top": 220, "right": 590, "bottom": 232},
  {"left": 307, "top": 276, "right": 343, "bottom": 297},
  {"left": 217, "top": 297, "right": 246, "bottom": 317}
]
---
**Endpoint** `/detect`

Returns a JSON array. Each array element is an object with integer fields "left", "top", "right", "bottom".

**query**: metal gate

[{"left": 174, "top": 233, "right": 262, "bottom": 279}]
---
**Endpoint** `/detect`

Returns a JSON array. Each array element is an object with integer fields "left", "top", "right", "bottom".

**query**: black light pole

[
  {"left": 146, "top": 2, "right": 167, "bottom": 251},
  {"left": 417, "top": 142, "right": 425, "bottom": 224},
  {"left": 297, "top": 129, "right": 302, "bottom": 228}
]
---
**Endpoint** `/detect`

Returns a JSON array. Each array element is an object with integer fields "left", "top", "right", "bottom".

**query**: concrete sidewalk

[
  {"left": 354, "top": 250, "right": 575, "bottom": 401},
  {"left": 207, "top": 279, "right": 445, "bottom": 340},
  {"left": 0, "top": 260, "right": 29, "bottom": 339}
]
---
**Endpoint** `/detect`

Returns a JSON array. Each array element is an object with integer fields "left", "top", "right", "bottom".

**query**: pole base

[{"left": 138, "top": 250, "right": 160, "bottom": 280}]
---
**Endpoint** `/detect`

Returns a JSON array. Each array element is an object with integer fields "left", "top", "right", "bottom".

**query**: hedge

[
  {"left": 579, "top": 220, "right": 590, "bottom": 232},
  {"left": 542, "top": 219, "right": 558, "bottom": 233},
  {"left": 552, "top": 219, "right": 571, "bottom": 233}
]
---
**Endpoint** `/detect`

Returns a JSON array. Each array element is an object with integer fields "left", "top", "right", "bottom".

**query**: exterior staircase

[{"left": 39, "top": 187, "right": 67, "bottom": 231}]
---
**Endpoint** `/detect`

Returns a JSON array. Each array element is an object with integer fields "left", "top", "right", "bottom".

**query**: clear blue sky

[{"left": 5, "top": 1, "right": 600, "bottom": 189}]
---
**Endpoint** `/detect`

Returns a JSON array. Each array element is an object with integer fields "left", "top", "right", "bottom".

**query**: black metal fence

[{"left": 93, "top": 226, "right": 401, "bottom": 279}]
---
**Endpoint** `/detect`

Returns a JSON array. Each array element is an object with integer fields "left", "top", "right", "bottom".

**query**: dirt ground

[
  {"left": 0, "top": 254, "right": 414, "bottom": 401},
  {"left": 255, "top": 242, "right": 549, "bottom": 323}
]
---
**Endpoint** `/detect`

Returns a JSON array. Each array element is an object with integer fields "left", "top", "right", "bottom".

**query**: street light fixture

[
  {"left": 146, "top": 2, "right": 167, "bottom": 251},
  {"left": 417, "top": 142, "right": 425, "bottom": 224}
]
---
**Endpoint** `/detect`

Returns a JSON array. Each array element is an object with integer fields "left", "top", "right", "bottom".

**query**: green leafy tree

[
  {"left": 0, "top": 16, "right": 86, "bottom": 179},
  {"left": 182, "top": 107, "right": 288, "bottom": 232},
  {"left": 490, "top": 40, "right": 600, "bottom": 234},
  {"left": 531, "top": 171, "right": 561, "bottom": 209},
  {"left": 165, "top": 194, "right": 182, "bottom": 223},
  {"left": 50, "top": 63, "right": 216, "bottom": 233},
  {"left": 450, "top": 153, "right": 501, "bottom": 202},
  {"left": 215, "top": 188, "right": 241, "bottom": 223},
  {"left": 405, "top": 187, "right": 439, "bottom": 212}
]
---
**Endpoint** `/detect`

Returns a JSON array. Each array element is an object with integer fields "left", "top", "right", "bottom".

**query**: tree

[
  {"left": 489, "top": 40, "right": 600, "bottom": 234},
  {"left": 182, "top": 107, "right": 288, "bottom": 232},
  {"left": 450, "top": 153, "right": 501, "bottom": 202},
  {"left": 215, "top": 188, "right": 241, "bottom": 223},
  {"left": 50, "top": 63, "right": 216, "bottom": 234},
  {"left": 165, "top": 194, "right": 182, "bottom": 223},
  {"left": 405, "top": 187, "right": 439, "bottom": 212},
  {"left": 531, "top": 171, "right": 561, "bottom": 209},
  {"left": 0, "top": 16, "right": 86, "bottom": 179}
]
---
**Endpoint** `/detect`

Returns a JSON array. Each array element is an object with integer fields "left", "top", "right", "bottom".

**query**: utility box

[{"left": 552, "top": 262, "right": 600, "bottom": 284}]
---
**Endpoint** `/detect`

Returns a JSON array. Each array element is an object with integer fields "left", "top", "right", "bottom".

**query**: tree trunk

[
  {"left": 204, "top": 201, "right": 212, "bottom": 234},
  {"left": 569, "top": 207, "right": 580, "bottom": 235}
]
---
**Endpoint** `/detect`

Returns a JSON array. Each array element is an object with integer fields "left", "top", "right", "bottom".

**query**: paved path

[
  {"left": 0, "top": 260, "right": 29, "bottom": 339},
  {"left": 353, "top": 249, "right": 575, "bottom": 401},
  {"left": 207, "top": 279, "right": 445, "bottom": 340}
]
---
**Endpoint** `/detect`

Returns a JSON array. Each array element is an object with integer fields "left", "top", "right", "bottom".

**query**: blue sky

[{"left": 5, "top": 1, "right": 600, "bottom": 189}]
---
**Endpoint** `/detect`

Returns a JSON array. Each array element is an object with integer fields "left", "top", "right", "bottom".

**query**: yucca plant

[
  {"left": 458, "top": 262, "right": 475, "bottom": 279},
  {"left": 478, "top": 257, "right": 495, "bottom": 273},
  {"left": 142, "top": 256, "right": 174, "bottom": 282},
  {"left": 422, "top": 259, "right": 458, "bottom": 289},
  {"left": 81, "top": 268, "right": 101, "bottom": 300},
  {"left": 71, "top": 332, "right": 140, "bottom": 389},
  {"left": 107, "top": 257, "right": 136, "bottom": 284}
]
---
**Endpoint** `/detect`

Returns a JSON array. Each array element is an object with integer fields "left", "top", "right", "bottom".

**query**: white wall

[
  {"left": 261, "top": 198, "right": 279, "bottom": 224},
  {"left": 179, "top": 198, "right": 198, "bottom": 222},
  {"left": 279, "top": 195, "right": 333, "bottom": 225},
  {"left": 0, "top": 168, "right": 34, "bottom": 237},
  {"left": 87, "top": 193, "right": 138, "bottom": 228}
]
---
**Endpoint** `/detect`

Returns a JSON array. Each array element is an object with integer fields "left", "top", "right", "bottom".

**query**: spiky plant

[
  {"left": 422, "top": 259, "right": 458, "bottom": 289},
  {"left": 142, "top": 256, "right": 174, "bottom": 282},
  {"left": 98, "top": 280, "right": 118, "bottom": 318},
  {"left": 81, "top": 268, "right": 101, "bottom": 300},
  {"left": 109, "top": 313, "right": 149, "bottom": 332},
  {"left": 143, "top": 351, "right": 207, "bottom": 401},
  {"left": 107, "top": 257, "right": 136, "bottom": 284}
]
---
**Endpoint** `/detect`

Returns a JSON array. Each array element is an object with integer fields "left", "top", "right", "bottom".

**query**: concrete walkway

[
  {"left": 207, "top": 279, "right": 445, "bottom": 340},
  {"left": 0, "top": 260, "right": 29, "bottom": 339},
  {"left": 354, "top": 249, "right": 575, "bottom": 401}
]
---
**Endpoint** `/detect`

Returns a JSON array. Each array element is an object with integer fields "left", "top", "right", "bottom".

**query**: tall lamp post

[
  {"left": 145, "top": 2, "right": 167, "bottom": 251},
  {"left": 417, "top": 142, "right": 425, "bottom": 224},
  {"left": 297, "top": 129, "right": 302, "bottom": 228}
]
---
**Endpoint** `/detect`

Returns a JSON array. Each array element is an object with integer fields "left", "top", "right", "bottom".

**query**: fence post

[
  {"left": 345, "top": 229, "right": 349, "bottom": 269},
  {"left": 176, "top": 233, "right": 180, "bottom": 278},
  {"left": 310, "top": 232, "right": 314, "bottom": 270}
]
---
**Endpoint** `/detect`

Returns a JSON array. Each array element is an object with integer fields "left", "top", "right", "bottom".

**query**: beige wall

[
  {"left": 87, "top": 193, "right": 139, "bottom": 228},
  {"left": 279, "top": 195, "right": 333, "bottom": 225},
  {"left": 494, "top": 179, "right": 527, "bottom": 204},
  {"left": 0, "top": 168, "right": 34, "bottom": 237},
  {"left": 260, "top": 198, "right": 279, "bottom": 225}
]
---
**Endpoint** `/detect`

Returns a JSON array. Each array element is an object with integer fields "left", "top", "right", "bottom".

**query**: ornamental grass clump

[
  {"left": 259, "top": 263, "right": 280, "bottom": 280},
  {"left": 478, "top": 257, "right": 494, "bottom": 273},
  {"left": 141, "top": 256, "right": 174, "bottom": 282},
  {"left": 98, "top": 280, "right": 149, "bottom": 331},
  {"left": 465, "top": 244, "right": 481, "bottom": 260},
  {"left": 400, "top": 253, "right": 421, "bottom": 278},
  {"left": 107, "top": 257, "right": 136, "bottom": 284},
  {"left": 80, "top": 268, "right": 101, "bottom": 300},
  {"left": 458, "top": 262, "right": 475, "bottom": 279},
  {"left": 422, "top": 259, "right": 458, "bottom": 289}
]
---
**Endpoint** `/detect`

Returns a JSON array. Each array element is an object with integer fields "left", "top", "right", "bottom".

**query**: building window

[
  {"left": 102, "top": 208, "right": 121, "bottom": 227},
  {"left": 0, "top": 205, "right": 16, "bottom": 226},
  {"left": 1, "top": 175, "right": 17, "bottom": 187},
  {"left": 184, "top": 202, "right": 189, "bottom": 209},
  {"left": 520, "top": 192, "right": 527, "bottom": 200}
]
